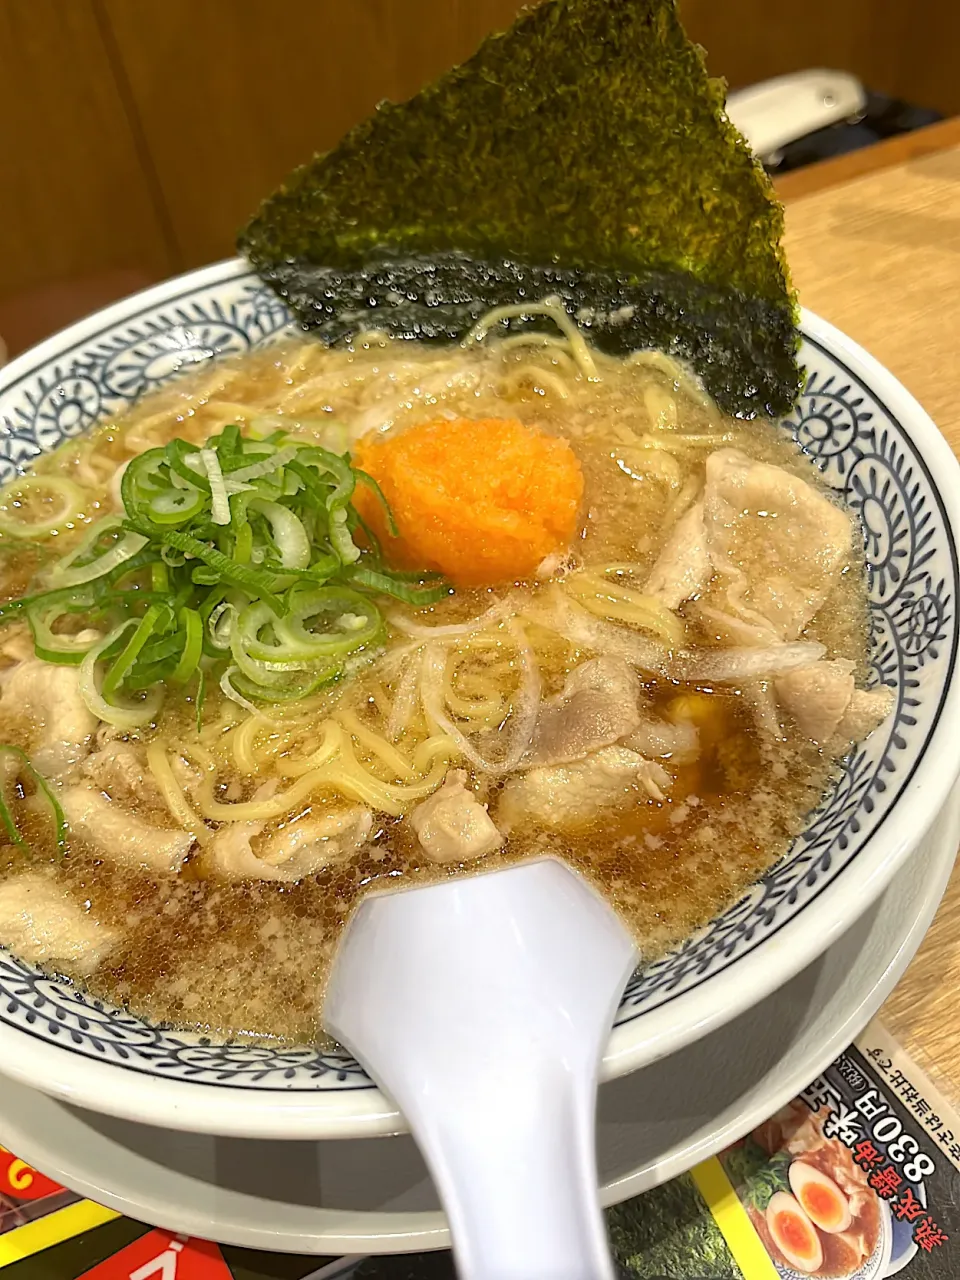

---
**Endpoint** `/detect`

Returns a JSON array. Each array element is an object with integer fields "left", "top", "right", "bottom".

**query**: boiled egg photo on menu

[
  {"left": 789, "top": 1160, "right": 853, "bottom": 1234},
  {"left": 766, "top": 1191, "right": 825, "bottom": 1274}
]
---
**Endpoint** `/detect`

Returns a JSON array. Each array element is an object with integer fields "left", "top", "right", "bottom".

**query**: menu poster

[
  {"left": 716, "top": 1020, "right": 959, "bottom": 1280},
  {"left": 0, "top": 1018, "right": 958, "bottom": 1279}
]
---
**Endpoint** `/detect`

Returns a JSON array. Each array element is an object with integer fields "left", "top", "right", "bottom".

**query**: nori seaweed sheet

[
  {"left": 607, "top": 1172, "right": 738, "bottom": 1276},
  {"left": 241, "top": 0, "right": 801, "bottom": 419}
]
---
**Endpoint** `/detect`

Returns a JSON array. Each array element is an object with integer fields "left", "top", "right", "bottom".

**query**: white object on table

[
  {"left": 726, "top": 69, "right": 867, "bottom": 163},
  {"left": 324, "top": 857, "right": 638, "bottom": 1280}
]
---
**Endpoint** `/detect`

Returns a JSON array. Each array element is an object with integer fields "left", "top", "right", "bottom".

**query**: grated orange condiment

[{"left": 353, "top": 416, "right": 584, "bottom": 587}]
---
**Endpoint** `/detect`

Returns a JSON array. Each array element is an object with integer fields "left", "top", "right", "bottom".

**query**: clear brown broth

[{"left": 0, "top": 333, "right": 867, "bottom": 1046}]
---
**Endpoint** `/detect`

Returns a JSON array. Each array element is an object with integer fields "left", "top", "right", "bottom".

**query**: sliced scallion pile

[{"left": 0, "top": 426, "right": 447, "bottom": 726}]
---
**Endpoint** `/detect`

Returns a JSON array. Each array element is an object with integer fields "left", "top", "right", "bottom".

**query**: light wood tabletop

[{"left": 777, "top": 120, "right": 960, "bottom": 1100}]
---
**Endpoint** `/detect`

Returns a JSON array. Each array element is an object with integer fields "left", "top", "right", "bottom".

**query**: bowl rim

[{"left": 0, "top": 261, "right": 958, "bottom": 1139}]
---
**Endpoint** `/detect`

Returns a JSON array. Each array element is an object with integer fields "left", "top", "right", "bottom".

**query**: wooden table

[{"left": 776, "top": 117, "right": 960, "bottom": 1101}]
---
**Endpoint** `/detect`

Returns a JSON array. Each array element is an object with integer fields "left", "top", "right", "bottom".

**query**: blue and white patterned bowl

[{"left": 0, "top": 260, "right": 958, "bottom": 1139}]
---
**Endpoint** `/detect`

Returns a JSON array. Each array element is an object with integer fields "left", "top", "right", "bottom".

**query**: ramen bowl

[{"left": 0, "top": 259, "right": 957, "bottom": 1140}]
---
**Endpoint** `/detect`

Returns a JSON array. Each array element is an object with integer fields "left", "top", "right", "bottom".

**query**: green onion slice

[
  {"left": 46, "top": 519, "right": 149, "bottom": 589},
  {"left": 79, "top": 623, "right": 165, "bottom": 730},
  {"left": 0, "top": 745, "right": 67, "bottom": 854},
  {"left": 171, "top": 607, "right": 203, "bottom": 684},
  {"left": 0, "top": 476, "right": 85, "bottom": 540}
]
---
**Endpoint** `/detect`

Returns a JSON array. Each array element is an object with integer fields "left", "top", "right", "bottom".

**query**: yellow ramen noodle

[{"left": 0, "top": 309, "right": 889, "bottom": 1046}]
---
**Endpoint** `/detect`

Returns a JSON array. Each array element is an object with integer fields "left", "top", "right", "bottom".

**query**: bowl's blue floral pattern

[
  {"left": 0, "top": 264, "right": 955, "bottom": 1091},
  {"left": 0, "top": 279, "right": 289, "bottom": 477}
]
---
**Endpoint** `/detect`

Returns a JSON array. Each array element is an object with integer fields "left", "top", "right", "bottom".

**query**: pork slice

[
  {"left": 61, "top": 785, "right": 192, "bottom": 875},
  {"left": 0, "top": 871, "right": 117, "bottom": 975},
  {"left": 776, "top": 660, "right": 893, "bottom": 744},
  {"left": 410, "top": 770, "right": 503, "bottom": 864},
  {"left": 644, "top": 501, "right": 710, "bottom": 609},
  {"left": 820, "top": 1231, "right": 869, "bottom": 1274},
  {"left": 0, "top": 656, "right": 97, "bottom": 775},
  {"left": 500, "top": 746, "right": 671, "bottom": 832},
  {"left": 523, "top": 657, "right": 642, "bottom": 768},
  {"left": 760, "top": 1100, "right": 828, "bottom": 1157},
  {"left": 837, "top": 686, "right": 895, "bottom": 741},
  {"left": 695, "top": 602, "right": 779, "bottom": 648},
  {"left": 82, "top": 741, "right": 161, "bottom": 805},
  {"left": 702, "top": 448, "right": 853, "bottom": 641},
  {"left": 776, "top": 659, "right": 856, "bottom": 743},
  {"left": 0, "top": 630, "right": 34, "bottom": 665},
  {"left": 256, "top": 807, "right": 372, "bottom": 880},
  {"left": 204, "top": 822, "right": 265, "bottom": 880},
  {"left": 826, "top": 1187, "right": 880, "bottom": 1269},
  {"left": 207, "top": 807, "right": 372, "bottom": 881}
]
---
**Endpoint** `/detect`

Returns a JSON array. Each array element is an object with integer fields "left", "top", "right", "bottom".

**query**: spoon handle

[
  {"left": 324, "top": 858, "right": 637, "bottom": 1280},
  {"left": 402, "top": 1059, "right": 617, "bottom": 1279}
]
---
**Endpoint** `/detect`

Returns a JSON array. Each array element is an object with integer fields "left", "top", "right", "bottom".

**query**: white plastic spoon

[{"left": 323, "top": 856, "right": 637, "bottom": 1280}]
